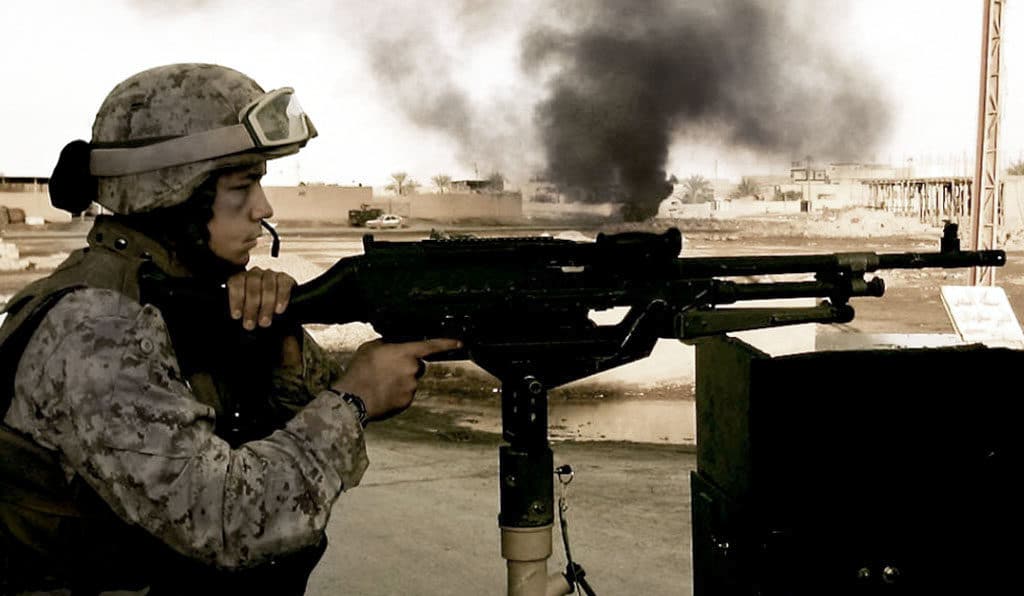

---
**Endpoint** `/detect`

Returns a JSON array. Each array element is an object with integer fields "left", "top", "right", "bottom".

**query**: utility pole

[
  {"left": 805, "top": 155, "right": 812, "bottom": 207},
  {"left": 970, "top": 0, "right": 1005, "bottom": 286}
]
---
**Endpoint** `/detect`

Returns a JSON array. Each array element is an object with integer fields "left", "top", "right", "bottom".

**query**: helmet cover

[{"left": 91, "top": 63, "right": 304, "bottom": 214}]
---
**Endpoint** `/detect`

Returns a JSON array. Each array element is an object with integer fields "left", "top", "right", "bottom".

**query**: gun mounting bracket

[{"left": 676, "top": 302, "right": 855, "bottom": 343}]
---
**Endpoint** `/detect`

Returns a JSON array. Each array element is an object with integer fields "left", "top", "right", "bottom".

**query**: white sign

[{"left": 940, "top": 285, "right": 1024, "bottom": 347}]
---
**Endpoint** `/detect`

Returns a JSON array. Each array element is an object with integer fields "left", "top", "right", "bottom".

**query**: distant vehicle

[
  {"left": 348, "top": 204, "right": 384, "bottom": 227},
  {"left": 366, "top": 214, "right": 404, "bottom": 229}
]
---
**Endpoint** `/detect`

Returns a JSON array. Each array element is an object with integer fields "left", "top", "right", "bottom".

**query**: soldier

[{"left": 0, "top": 63, "right": 458, "bottom": 594}]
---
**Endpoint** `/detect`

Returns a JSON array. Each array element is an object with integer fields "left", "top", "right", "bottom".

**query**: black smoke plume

[
  {"left": 360, "top": 2, "right": 537, "bottom": 182},
  {"left": 129, "top": 0, "right": 892, "bottom": 221},
  {"left": 523, "top": 0, "right": 892, "bottom": 220}
]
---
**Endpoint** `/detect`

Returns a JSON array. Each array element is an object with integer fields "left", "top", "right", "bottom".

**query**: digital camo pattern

[
  {"left": 3, "top": 288, "right": 367, "bottom": 569},
  {"left": 267, "top": 329, "right": 345, "bottom": 420},
  {"left": 92, "top": 63, "right": 303, "bottom": 214}
]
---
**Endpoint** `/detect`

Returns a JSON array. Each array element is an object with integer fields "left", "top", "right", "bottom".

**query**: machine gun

[
  {"left": 286, "top": 223, "right": 1000, "bottom": 381},
  {"left": 143, "top": 222, "right": 1005, "bottom": 596}
]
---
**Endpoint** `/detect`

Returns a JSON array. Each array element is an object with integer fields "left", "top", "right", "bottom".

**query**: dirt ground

[
  {"left": 311, "top": 410, "right": 693, "bottom": 595},
  {"left": 1, "top": 209, "right": 1020, "bottom": 595}
]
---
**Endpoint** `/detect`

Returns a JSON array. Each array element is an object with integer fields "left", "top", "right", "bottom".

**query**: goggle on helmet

[{"left": 90, "top": 87, "right": 318, "bottom": 176}]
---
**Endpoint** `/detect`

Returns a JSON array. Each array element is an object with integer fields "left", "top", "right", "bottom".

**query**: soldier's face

[{"left": 207, "top": 162, "right": 272, "bottom": 266}]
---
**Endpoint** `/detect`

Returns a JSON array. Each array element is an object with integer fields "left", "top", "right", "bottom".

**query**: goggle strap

[{"left": 89, "top": 124, "right": 255, "bottom": 176}]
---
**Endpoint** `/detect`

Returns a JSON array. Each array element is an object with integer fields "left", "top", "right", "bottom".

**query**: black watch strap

[{"left": 327, "top": 388, "right": 368, "bottom": 427}]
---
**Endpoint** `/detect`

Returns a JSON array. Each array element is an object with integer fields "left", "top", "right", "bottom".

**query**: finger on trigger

[{"left": 413, "top": 338, "right": 463, "bottom": 358}]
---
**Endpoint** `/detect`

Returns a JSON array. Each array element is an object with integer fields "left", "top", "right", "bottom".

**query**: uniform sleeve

[
  {"left": 3, "top": 289, "right": 368, "bottom": 570},
  {"left": 266, "top": 328, "right": 344, "bottom": 418}
]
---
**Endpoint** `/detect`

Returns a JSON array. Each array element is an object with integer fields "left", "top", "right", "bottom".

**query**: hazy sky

[{"left": 1, "top": 0, "right": 1022, "bottom": 188}]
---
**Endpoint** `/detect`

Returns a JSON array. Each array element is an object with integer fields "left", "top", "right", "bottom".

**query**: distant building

[
  {"left": 742, "top": 175, "right": 791, "bottom": 188},
  {"left": 0, "top": 176, "right": 49, "bottom": 192},
  {"left": 522, "top": 180, "right": 616, "bottom": 203},
  {"left": 658, "top": 195, "right": 687, "bottom": 218},
  {"left": 451, "top": 178, "right": 504, "bottom": 193},
  {"left": 790, "top": 162, "right": 829, "bottom": 183},
  {"left": 826, "top": 162, "right": 904, "bottom": 182},
  {"left": 523, "top": 181, "right": 562, "bottom": 203}
]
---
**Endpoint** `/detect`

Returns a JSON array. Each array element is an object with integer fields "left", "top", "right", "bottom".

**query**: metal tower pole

[{"left": 970, "top": 0, "right": 1006, "bottom": 286}]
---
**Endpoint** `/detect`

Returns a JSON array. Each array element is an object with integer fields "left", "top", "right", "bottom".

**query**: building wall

[
  {"left": 2, "top": 186, "right": 377, "bottom": 224},
  {"left": 406, "top": 192, "right": 522, "bottom": 222},
  {"left": 0, "top": 187, "right": 524, "bottom": 224},
  {"left": 361, "top": 193, "right": 524, "bottom": 222},
  {"left": 264, "top": 185, "right": 373, "bottom": 221},
  {"left": 776, "top": 181, "right": 871, "bottom": 206},
  {"left": 523, "top": 201, "right": 621, "bottom": 220},
  {"left": 0, "top": 192, "right": 73, "bottom": 222},
  {"left": 658, "top": 198, "right": 805, "bottom": 219},
  {"left": 521, "top": 182, "right": 563, "bottom": 203},
  {"left": 657, "top": 182, "right": 872, "bottom": 220},
  {"left": 827, "top": 163, "right": 904, "bottom": 182},
  {"left": 0, "top": 178, "right": 49, "bottom": 192},
  {"left": 269, "top": 189, "right": 523, "bottom": 223},
  {"left": 743, "top": 175, "right": 791, "bottom": 188}
]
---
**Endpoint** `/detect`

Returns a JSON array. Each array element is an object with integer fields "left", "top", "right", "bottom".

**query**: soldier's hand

[
  {"left": 331, "top": 338, "right": 462, "bottom": 421},
  {"left": 226, "top": 267, "right": 297, "bottom": 331}
]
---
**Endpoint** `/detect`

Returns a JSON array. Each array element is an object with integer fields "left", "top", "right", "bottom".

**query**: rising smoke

[
  {"left": 522, "top": 0, "right": 893, "bottom": 219},
  {"left": 359, "top": 1, "right": 541, "bottom": 183},
  {"left": 126, "top": 0, "right": 893, "bottom": 220}
]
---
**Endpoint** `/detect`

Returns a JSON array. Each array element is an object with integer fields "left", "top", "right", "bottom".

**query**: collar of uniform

[{"left": 87, "top": 215, "right": 192, "bottom": 278}]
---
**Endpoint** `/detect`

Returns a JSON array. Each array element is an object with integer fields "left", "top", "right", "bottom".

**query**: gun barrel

[
  {"left": 876, "top": 249, "right": 1005, "bottom": 270},
  {"left": 675, "top": 249, "right": 1005, "bottom": 277}
]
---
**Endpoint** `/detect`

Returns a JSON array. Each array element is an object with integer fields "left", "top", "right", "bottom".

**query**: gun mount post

[{"left": 498, "top": 375, "right": 573, "bottom": 596}]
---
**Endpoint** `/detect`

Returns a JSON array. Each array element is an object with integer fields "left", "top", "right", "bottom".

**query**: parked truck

[{"left": 348, "top": 204, "right": 384, "bottom": 227}]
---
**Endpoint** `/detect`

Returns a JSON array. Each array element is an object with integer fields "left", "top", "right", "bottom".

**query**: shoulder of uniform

[
  {"left": 33, "top": 289, "right": 170, "bottom": 359},
  {"left": 43, "top": 288, "right": 171, "bottom": 343},
  {"left": 49, "top": 287, "right": 145, "bottom": 321}
]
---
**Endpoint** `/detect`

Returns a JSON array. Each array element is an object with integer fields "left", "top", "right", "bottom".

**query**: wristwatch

[{"left": 328, "top": 388, "right": 368, "bottom": 427}]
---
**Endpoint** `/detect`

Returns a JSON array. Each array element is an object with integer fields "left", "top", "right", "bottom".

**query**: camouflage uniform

[
  {"left": 0, "top": 217, "right": 368, "bottom": 594},
  {"left": 0, "top": 64, "right": 361, "bottom": 595}
]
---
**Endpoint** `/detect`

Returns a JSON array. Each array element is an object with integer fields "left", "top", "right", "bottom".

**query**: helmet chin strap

[{"left": 261, "top": 220, "right": 281, "bottom": 257}]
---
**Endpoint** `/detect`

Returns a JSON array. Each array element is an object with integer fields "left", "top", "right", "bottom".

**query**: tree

[
  {"left": 1008, "top": 160, "right": 1024, "bottom": 176},
  {"left": 431, "top": 174, "right": 452, "bottom": 193},
  {"left": 487, "top": 171, "right": 505, "bottom": 191},
  {"left": 730, "top": 177, "right": 760, "bottom": 199},
  {"left": 681, "top": 175, "right": 714, "bottom": 204},
  {"left": 385, "top": 172, "right": 419, "bottom": 196}
]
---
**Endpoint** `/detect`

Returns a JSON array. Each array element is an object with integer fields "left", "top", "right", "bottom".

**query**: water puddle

[
  {"left": 423, "top": 399, "right": 696, "bottom": 445},
  {"left": 549, "top": 400, "right": 695, "bottom": 444}
]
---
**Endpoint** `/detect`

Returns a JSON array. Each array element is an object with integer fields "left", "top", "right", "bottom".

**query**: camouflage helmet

[{"left": 89, "top": 63, "right": 315, "bottom": 214}]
